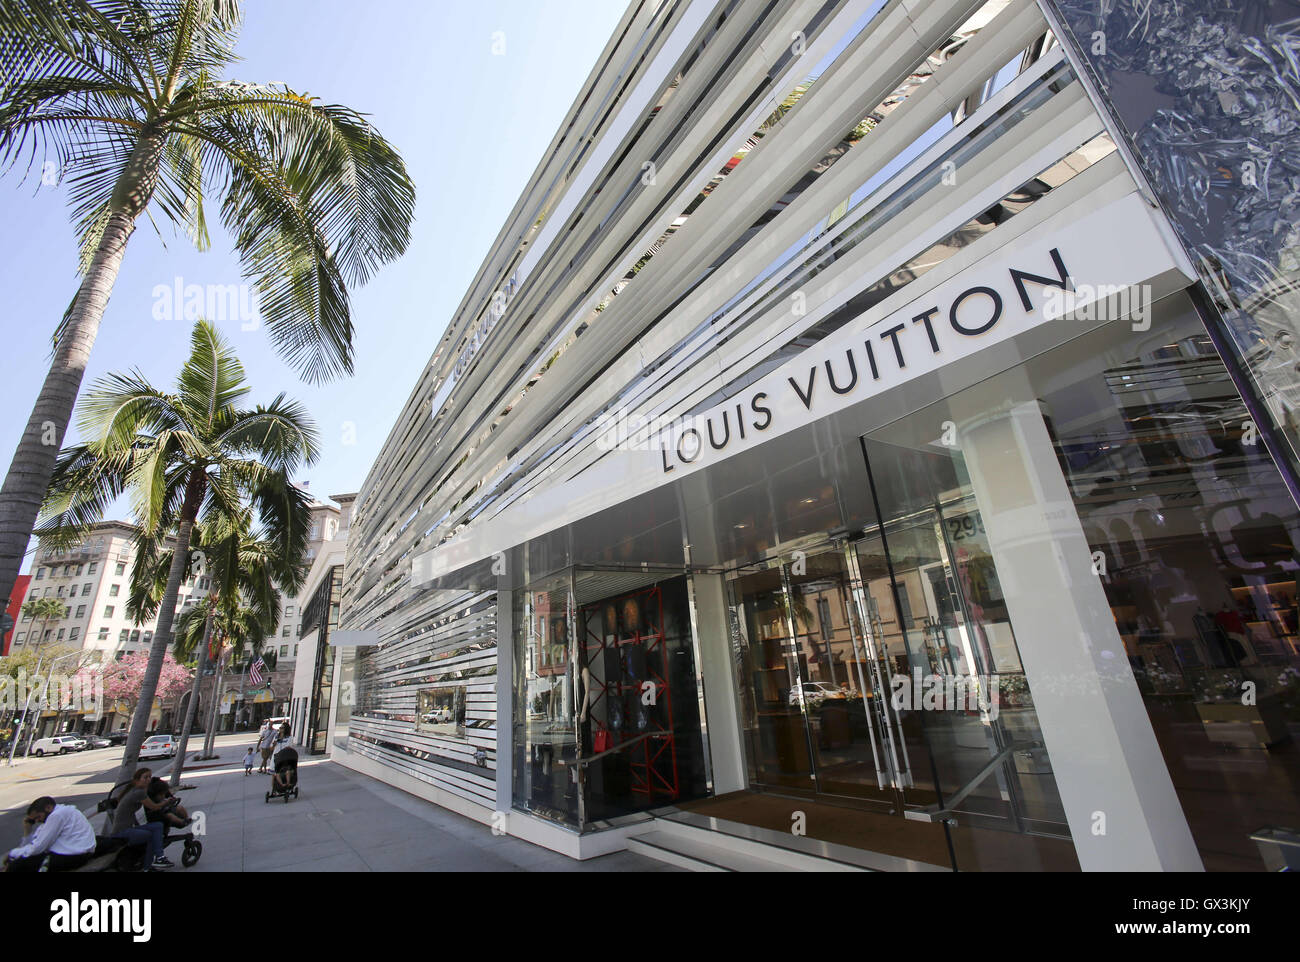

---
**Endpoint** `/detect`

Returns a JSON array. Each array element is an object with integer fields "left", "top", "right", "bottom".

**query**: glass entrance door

[
  {"left": 859, "top": 433, "right": 1076, "bottom": 867},
  {"left": 730, "top": 549, "right": 914, "bottom": 812}
]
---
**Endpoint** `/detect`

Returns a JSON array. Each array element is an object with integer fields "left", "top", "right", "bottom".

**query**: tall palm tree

[
  {"left": 36, "top": 319, "right": 316, "bottom": 785},
  {"left": 0, "top": 0, "right": 415, "bottom": 608},
  {"left": 130, "top": 502, "right": 306, "bottom": 783},
  {"left": 19, "top": 596, "right": 70, "bottom": 647}
]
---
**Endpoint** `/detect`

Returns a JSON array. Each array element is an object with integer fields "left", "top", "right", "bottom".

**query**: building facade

[
  {"left": 8, "top": 522, "right": 210, "bottom": 735},
  {"left": 3, "top": 574, "right": 30, "bottom": 655},
  {"left": 338, "top": 0, "right": 1300, "bottom": 871},
  {"left": 289, "top": 492, "right": 356, "bottom": 753}
]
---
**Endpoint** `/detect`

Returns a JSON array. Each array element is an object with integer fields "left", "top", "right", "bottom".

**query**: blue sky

[{"left": 0, "top": 1, "right": 627, "bottom": 571}]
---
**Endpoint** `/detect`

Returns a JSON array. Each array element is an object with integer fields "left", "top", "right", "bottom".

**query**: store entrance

[
  {"left": 727, "top": 446, "right": 1078, "bottom": 869},
  {"left": 859, "top": 439, "right": 1071, "bottom": 843},
  {"left": 730, "top": 547, "right": 921, "bottom": 813}
]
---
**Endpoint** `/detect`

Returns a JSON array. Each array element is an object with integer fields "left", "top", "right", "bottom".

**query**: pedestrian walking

[
  {"left": 243, "top": 745, "right": 256, "bottom": 775},
  {"left": 257, "top": 721, "right": 276, "bottom": 773}
]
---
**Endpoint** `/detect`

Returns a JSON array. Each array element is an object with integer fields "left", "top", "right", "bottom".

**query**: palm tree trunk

[
  {"left": 0, "top": 129, "right": 165, "bottom": 608},
  {"left": 0, "top": 210, "right": 135, "bottom": 609},
  {"left": 168, "top": 598, "right": 215, "bottom": 787},
  {"left": 113, "top": 465, "right": 205, "bottom": 787},
  {"left": 202, "top": 654, "right": 226, "bottom": 756}
]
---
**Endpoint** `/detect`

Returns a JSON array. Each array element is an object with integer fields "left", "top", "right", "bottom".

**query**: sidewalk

[{"left": 172, "top": 741, "right": 678, "bottom": 872}]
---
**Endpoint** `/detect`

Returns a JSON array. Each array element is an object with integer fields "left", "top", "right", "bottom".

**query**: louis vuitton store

[{"left": 341, "top": 0, "right": 1300, "bottom": 871}]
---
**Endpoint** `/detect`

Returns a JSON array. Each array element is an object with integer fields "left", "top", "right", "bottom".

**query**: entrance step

[
  {"left": 626, "top": 819, "right": 870, "bottom": 872},
  {"left": 626, "top": 830, "right": 796, "bottom": 872}
]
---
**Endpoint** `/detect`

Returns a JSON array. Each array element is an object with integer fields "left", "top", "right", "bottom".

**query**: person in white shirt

[
  {"left": 257, "top": 722, "right": 277, "bottom": 773},
  {"left": 4, "top": 797, "right": 97, "bottom": 872}
]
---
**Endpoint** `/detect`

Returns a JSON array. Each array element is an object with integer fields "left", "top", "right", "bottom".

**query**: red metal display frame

[{"left": 580, "top": 585, "right": 680, "bottom": 801}]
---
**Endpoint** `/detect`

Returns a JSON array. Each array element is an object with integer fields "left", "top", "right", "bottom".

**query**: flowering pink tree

[{"left": 102, "top": 652, "right": 193, "bottom": 715}]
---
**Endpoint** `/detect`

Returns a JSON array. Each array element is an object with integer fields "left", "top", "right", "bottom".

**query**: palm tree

[
  {"left": 36, "top": 319, "right": 316, "bottom": 785},
  {"left": 20, "top": 596, "right": 70, "bottom": 648},
  {"left": 0, "top": 0, "right": 415, "bottom": 609},
  {"left": 130, "top": 502, "right": 306, "bottom": 783}
]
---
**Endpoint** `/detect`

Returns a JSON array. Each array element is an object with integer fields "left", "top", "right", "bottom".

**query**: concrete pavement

[
  {"left": 166, "top": 739, "right": 679, "bottom": 872},
  {"left": 1, "top": 734, "right": 678, "bottom": 872}
]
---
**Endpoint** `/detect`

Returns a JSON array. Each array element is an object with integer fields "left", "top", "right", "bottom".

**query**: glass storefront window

[
  {"left": 512, "top": 576, "right": 579, "bottom": 826},
  {"left": 864, "top": 289, "right": 1300, "bottom": 870}
]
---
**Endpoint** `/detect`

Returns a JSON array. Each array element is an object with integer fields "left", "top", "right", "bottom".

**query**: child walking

[{"left": 243, "top": 745, "right": 256, "bottom": 776}]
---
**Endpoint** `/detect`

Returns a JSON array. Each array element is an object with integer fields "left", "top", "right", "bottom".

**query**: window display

[{"left": 415, "top": 687, "right": 465, "bottom": 737}]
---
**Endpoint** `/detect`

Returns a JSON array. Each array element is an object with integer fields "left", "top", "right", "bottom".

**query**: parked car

[
  {"left": 85, "top": 735, "right": 113, "bottom": 749},
  {"left": 29, "top": 735, "right": 85, "bottom": 756},
  {"left": 106, "top": 730, "right": 130, "bottom": 746},
  {"left": 788, "top": 680, "right": 847, "bottom": 708},
  {"left": 138, "top": 734, "right": 177, "bottom": 759}
]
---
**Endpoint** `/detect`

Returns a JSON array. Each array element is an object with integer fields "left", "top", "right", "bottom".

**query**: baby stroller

[
  {"left": 265, "top": 746, "right": 299, "bottom": 803},
  {"left": 92, "top": 782, "right": 203, "bottom": 870}
]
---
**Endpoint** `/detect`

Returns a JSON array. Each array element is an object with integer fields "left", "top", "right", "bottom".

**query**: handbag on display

[{"left": 593, "top": 729, "right": 611, "bottom": 754}]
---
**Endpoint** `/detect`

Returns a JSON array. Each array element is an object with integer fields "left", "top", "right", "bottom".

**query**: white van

[{"left": 30, "top": 735, "right": 86, "bottom": 756}]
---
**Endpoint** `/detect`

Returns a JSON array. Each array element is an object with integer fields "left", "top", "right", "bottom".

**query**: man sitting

[{"left": 3, "top": 796, "right": 97, "bottom": 872}]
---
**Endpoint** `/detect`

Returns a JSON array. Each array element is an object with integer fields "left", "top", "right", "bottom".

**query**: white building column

[
  {"left": 682, "top": 473, "right": 748, "bottom": 796},
  {"left": 954, "top": 376, "right": 1202, "bottom": 871},
  {"left": 687, "top": 572, "right": 747, "bottom": 795}
]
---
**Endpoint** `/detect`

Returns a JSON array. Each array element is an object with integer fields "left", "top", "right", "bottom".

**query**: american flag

[{"left": 249, "top": 656, "right": 266, "bottom": 686}]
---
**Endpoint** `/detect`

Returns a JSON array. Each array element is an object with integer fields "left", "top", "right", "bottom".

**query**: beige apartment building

[{"left": 11, "top": 521, "right": 207, "bottom": 664}]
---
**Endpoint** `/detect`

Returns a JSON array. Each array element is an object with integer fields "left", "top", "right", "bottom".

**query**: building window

[
  {"left": 43, "top": 587, "right": 52, "bottom": 597},
  {"left": 69, "top": 627, "right": 80, "bottom": 641},
  {"left": 143, "top": 631, "right": 153, "bottom": 645},
  {"left": 114, "top": 651, "right": 124, "bottom": 662},
  {"left": 56, "top": 629, "right": 64, "bottom": 640},
  {"left": 75, "top": 564, "right": 84, "bottom": 576},
  {"left": 82, "top": 583, "right": 92, "bottom": 596},
  {"left": 109, "top": 584, "right": 119, "bottom": 597},
  {"left": 35, "top": 567, "right": 44, "bottom": 579},
  {"left": 15, "top": 632, "right": 24, "bottom": 643},
  {"left": 103, "top": 606, "right": 114, "bottom": 618},
  {"left": 75, "top": 605, "right": 85, "bottom": 618},
  {"left": 119, "top": 630, "right": 128, "bottom": 643},
  {"left": 285, "top": 605, "right": 294, "bottom": 617},
  {"left": 282, "top": 626, "right": 290, "bottom": 637},
  {"left": 88, "top": 562, "right": 97, "bottom": 574},
  {"left": 97, "top": 628, "right": 109, "bottom": 641},
  {"left": 130, "top": 630, "right": 140, "bottom": 644},
  {"left": 279, "top": 645, "right": 288, "bottom": 657},
  {"left": 293, "top": 644, "right": 298, "bottom": 657},
  {"left": 114, "top": 562, "right": 125, "bottom": 576},
  {"left": 43, "top": 630, "right": 52, "bottom": 642}
]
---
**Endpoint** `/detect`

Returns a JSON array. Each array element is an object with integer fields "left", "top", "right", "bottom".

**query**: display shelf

[{"left": 579, "top": 585, "right": 680, "bottom": 802}]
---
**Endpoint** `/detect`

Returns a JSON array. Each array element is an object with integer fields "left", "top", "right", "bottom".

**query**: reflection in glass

[
  {"left": 512, "top": 579, "right": 579, "bottom": 826},
  {"left": 415, "top": 687, "right": 466, "bottom": 737}
]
